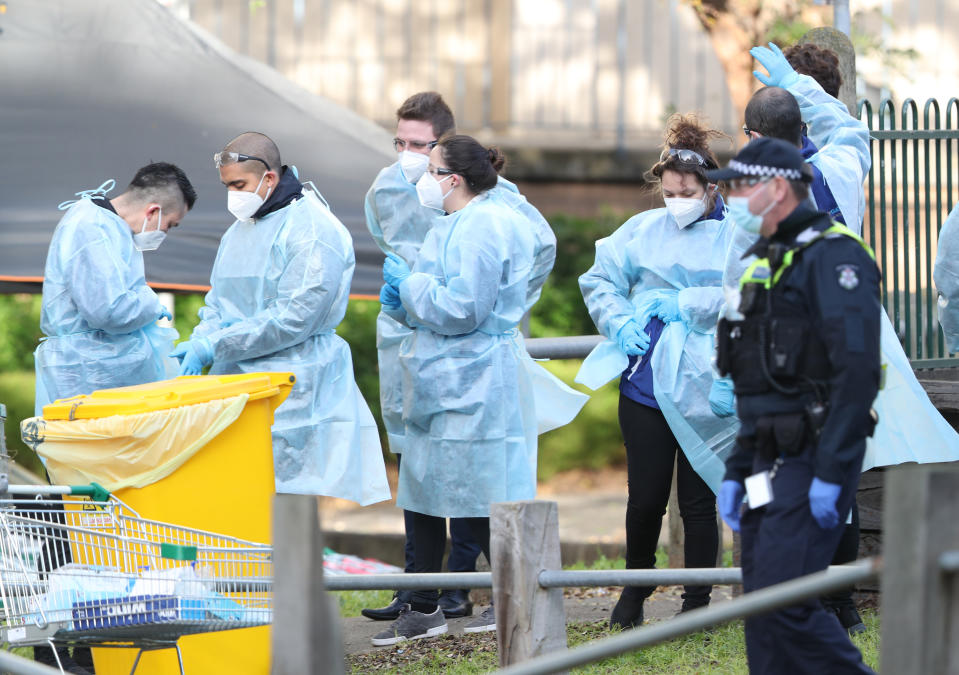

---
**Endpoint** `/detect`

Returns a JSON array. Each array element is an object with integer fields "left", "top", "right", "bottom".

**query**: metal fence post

[
  {"left": 881, "top": 463, "right": 959, "bottom": 675},
  {"left": 272, "top": 495, "right": 344, "bottom": 675},
  {"left": 490, "top": 500, "right": 568, "bottom": 669}
]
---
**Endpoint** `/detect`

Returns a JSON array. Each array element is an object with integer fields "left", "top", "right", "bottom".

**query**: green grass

[
  {"left": 536, "top": 360, "right": 625, "bottom": 480},
  {"left": 347, "top": 611, "right": 881, "bottom": 674},
  {"left": 336, "top": 589, "right": 395, "bottom": 617},
  {"left": 341, "top": 552, "right": 881, "bottom": 674}
]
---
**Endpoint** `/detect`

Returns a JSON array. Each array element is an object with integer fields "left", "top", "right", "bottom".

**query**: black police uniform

[{"left": 718, "top": 202, "right": 880, "bottom": 674}]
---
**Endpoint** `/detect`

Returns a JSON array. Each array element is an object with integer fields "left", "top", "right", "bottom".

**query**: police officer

[{"left": 710, "top": 138, "right": 879, "bottom": 674}]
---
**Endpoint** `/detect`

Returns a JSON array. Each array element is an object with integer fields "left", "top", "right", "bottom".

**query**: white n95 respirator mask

[
  {"left": 416, "top": 171, "right": 454, "bottom": 212},
  {"left": 133, "top": 206, "right": 166, "bottom": 252},
  {"left": 227, "top": 171, "right": 273, "bottom": 222},
  {"left": 399, "top": 151, "right": 430, "bottom": 183},
  {"left": 664, "top": 192, "right": 708, "bottom": 229}
]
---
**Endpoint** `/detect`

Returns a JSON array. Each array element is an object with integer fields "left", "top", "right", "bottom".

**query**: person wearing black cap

[{"left": 710, "top": 137, "right": 879, "bottom": 674}]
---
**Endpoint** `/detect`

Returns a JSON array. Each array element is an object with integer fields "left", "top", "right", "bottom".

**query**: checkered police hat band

[{"left": 728, "top": 160, "right": 803, "bottom": 180}]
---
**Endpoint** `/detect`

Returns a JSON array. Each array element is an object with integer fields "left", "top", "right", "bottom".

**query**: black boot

[
  {"left": 610, "top": 587, "right": 645, "bottom": 630},
  {"left": 438, "top": 588, "right": 473, "bottom": 618}
]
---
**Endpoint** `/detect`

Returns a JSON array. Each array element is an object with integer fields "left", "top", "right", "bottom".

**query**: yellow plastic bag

[{"left": 21, "top": 395, "right": 248, "bottom": 491}]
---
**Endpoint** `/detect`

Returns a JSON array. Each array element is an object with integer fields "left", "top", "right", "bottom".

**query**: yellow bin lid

[{"left": 43, "top": 372, "right": 296, "bottom": 421}]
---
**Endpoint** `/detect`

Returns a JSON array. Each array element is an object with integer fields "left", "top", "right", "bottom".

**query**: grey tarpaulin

[{"left": 0, "top": 0, "right": 393, "bottom": 296}]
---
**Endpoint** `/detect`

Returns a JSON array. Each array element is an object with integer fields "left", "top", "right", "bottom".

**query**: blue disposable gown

[
  {"left": 192, "top": 189, "right": 390, "bottom": 504},
  {"left": 365, "top": 162, "right": 439, "bottom": 454},
  {"left": 781, "top": 70, "right": 870, "bottom": 230},
  {"left": 384, "top": 193, "right": 557, "bottom": 518},
  {"left": 935, "top": 204, "right": 959, "bottom": 352},
  {"left": 365, "top": 165, "right": 555, "bottom": 455},
  {"left": 35, "top": 197, "right": 176, "bottom": 415},
  {"left": 577, "top": 207, "right": 741, "bottom": 493}
]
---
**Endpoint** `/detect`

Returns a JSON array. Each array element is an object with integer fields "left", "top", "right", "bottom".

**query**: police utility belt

[{"left": 716, "top": 223, "right": 876, "bottom": 459}]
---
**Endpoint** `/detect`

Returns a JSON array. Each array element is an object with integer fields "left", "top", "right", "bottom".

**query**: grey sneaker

[
  {"left": 463, "top": 606, "right": 496, "bottom": 633},
  {"left": 371, "top": 605, "right": 448, "bottom": 646}
]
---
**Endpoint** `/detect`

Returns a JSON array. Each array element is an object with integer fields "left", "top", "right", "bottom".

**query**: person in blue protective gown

[
  {"left": 713, "top": 137, "right": 878, "bottom": 675},
  {"left": 371, "top": 134, "right": 584, "bottom": 646},
  {"left": 362, "top": 91, "right": 483, "bottom": 622},
  {"left": 32, "top": 162, "right": 196, "bottom": 674},
  {"left": 577, "top": 115, "right": 740, "bottom": 629},
  {"left": 35, "top": 163, "right": 196, "bottom": 415},
  {"left": 745, "top": 43, "right": 869, "bottom": 229},
  {"left": 728, "top": 42, "right": 959, "bottom": 633},
  {"left": 935, "top": 204, "right": 959, "bottom": 351},
  {"left": 173, "top": 132, "right": 389, "bottom": 505}
]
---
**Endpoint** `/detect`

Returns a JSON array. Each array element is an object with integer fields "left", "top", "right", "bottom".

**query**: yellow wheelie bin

[{"left": 27, "top": 372, "right": 295, "bottom": 675}]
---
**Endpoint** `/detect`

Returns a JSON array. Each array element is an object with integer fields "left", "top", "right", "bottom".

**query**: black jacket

[{"left": 723, "top": 203, "right": 882, "bottom": 485}]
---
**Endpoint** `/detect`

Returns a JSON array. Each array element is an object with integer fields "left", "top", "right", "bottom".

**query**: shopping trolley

[{"left": 0, "top": 484, "right": 272, "bottom": 674}]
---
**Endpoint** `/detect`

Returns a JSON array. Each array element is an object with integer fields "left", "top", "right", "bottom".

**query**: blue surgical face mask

[{"left": 727, "top": 181, "right": 776, "bottom": 234}]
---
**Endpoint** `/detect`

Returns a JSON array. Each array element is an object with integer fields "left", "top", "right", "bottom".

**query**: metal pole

[
  {"left": 941, "top": 550, "right": 959, "bottom": 573},
  {"left": 538, "top": 567, "right": 743, "bottom": 587},
  {"left": 523, "top": 335, "right": 604, "bottom": 360},
  {"left": 0, "top": 650, "right": 63, "bottom": 675},
  {"left": 321, "top": 564, "right": 859, "bottom": 592},
  {"left": 324, "top": 571, "right": 492, "bottom": 591},
  {"left": 614, "top": 0, "right": 627, "bottom": 154},
  {"left": 498, "top": 560, "right": 880, "bottom": 675},
  {"left": 834, "top": 0, "right": 851, "bottom": 36}
]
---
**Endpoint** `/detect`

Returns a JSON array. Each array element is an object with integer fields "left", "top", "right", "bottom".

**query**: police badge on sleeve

[{"left": 836, "top": 264, "right": 859, "bottom": 290}]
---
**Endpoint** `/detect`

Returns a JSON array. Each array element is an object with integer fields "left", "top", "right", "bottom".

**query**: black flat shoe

[
  {"left": 438, "top": 589, "right": 474, "bottom": 619},
  {"left": 362, "top": 592, "right": 414, "bottom": 621}
]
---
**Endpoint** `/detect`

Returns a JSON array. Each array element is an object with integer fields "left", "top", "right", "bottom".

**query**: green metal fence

[{"left": 858, "top": 97, "right": 959, "bottom": 368}]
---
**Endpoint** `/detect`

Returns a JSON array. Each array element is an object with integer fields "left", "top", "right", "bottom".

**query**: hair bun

[{"left": 487, "top": 147, "right": 506, "bottom": 173}]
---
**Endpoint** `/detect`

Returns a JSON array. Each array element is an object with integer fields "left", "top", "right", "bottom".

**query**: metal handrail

[
  {"left": 498, "top": 558, "right": 880, "bottom": 675},
  {"left": 524, "top": 335, "right": 603, "bottom": 360},
  {"left": 323, "top": 564, "right": 859, "bottom": 592},
  {"left": 0, "top": 651, "right": 61, "bottom": 675}
]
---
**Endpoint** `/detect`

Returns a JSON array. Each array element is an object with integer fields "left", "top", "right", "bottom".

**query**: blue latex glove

[
  {"left": 170, "top": 338, "right": 213, "bottom": 376},
  {"left": 718, "top": 480, "right": 744, "bottom": 532},
  {"left": 751, "top": 42, "right": 794, "bottom": 87},
  {"left": 648, "top": 294, "right": 681, "bottom": 323},
  {"left": 158, "top": 307, "right": 173, "bottom": 322},
  {"left": 708, "top": 378, "right": 736, "bottom": 417},
  {"left": 808, "top": 478, "right": 842, "bottom": 529},
  {"left": 380, "top": 283, "right": 402, "bottom": 310},
  {"left": 616, "top": 320, "right": 651, "bottom": 357},
  {"left": 383, "top": 252, "right": 411, "bottom": 288}
]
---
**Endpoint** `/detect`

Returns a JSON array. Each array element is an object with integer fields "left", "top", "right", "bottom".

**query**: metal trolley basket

[{"left": 0, "top": 484, "right": 272, "bottom": 674}]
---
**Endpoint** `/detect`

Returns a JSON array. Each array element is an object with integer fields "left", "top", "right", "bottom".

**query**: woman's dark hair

[
  {"left": 644, "top": 114, "right": 729, "bottom": 212},
  {"left": 436, "top": 134, "right": 506, "bottom": 194},
  {"left": 784, "top": 43, "right": 842, "bottom": 98}
]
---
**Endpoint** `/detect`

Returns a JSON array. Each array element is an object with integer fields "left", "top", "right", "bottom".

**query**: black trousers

[
  {"left": 409, "top": 512, "right": 491, "bottom": 609},
  {"left": 397, "top": 455, "right": 482, "bottom": 576},
  {"left": 740, "top": 440, "right": 873, "bottom": 674},
  {"left": 822, "top": 501, "right": 861, "bottom": 611},
  {"left": 619, "top": 395, "right": 718, "bottom": 606}
]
